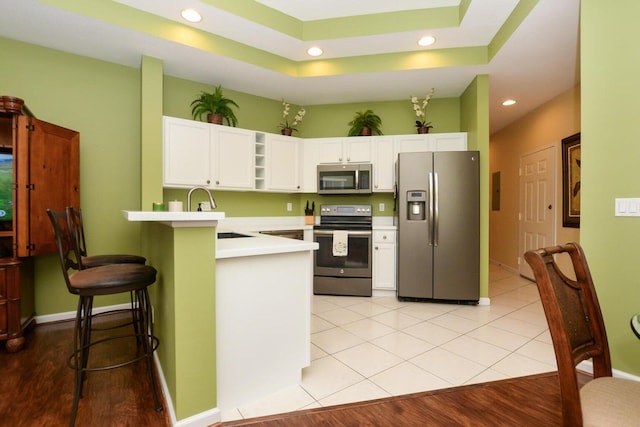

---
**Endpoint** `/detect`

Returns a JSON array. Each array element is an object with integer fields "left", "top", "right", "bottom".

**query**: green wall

[
  {"left": 163, "top": 75, "right": 460, "bottom": 138},
  {"left": 581, "top": 0, "right": 640, "bottom": 375},
  {"left": 0, "top": 36, "right": 144, "bottom": 314},
  {"left": 460, "top": 75, "right": 490, "bottom": 301}
]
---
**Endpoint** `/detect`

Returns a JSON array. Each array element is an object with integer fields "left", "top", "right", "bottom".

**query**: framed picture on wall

[{"left": 562, "top": 132, "right": 581, "bottom": 228}]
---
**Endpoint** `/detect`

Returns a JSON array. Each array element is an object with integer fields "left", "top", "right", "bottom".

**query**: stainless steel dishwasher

[{"left": 258, "top": 229, "right": 304, "bottom": 240}]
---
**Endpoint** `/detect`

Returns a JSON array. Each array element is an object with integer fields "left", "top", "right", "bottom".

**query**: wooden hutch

[{"left": 0, "top": 97, "right": 79, "bottom": 352}]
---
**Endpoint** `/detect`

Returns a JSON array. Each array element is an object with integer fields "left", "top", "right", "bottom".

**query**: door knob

[{"left": 548, "top": 205, "right": 552, "bottom": 209}]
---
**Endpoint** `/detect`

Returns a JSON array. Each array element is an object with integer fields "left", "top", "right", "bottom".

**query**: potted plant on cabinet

[
  {"left": 190, "top": 85, "right": 239, "bottom": 126},
  {"left": 279, "top": 100, "right": 306, "bottom": 136},
  {"left": 411, "top": 88, "right": 435, "bottom": 134},
  {"left": 347, "top": 109, "right": 383, "bottom": 136}
]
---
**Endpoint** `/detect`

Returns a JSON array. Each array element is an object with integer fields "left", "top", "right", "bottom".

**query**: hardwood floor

[
  {"left": 0, "top": 315, "right": 170, "bottom": 426},
  {"left": 220, "top": 373, "right": 566, "bottom": 427},
  {"left": 1, "top": 317, "right": 588, "bottom": 426}
]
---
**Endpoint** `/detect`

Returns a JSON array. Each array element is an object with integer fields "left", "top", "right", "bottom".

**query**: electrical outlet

[
  {"left": 287, "top": 202, "right": 292, "bottom": 211},
  {"left": 379, "top": 203, "right": 385, "bottom": 212}
]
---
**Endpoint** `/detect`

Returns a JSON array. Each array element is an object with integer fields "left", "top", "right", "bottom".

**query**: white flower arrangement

[
  {"left": 280, "top": 100, "right": 306, "bottom": 132},
  {"left": 411, "top": 87, "right": 435, "bottom": 129}
]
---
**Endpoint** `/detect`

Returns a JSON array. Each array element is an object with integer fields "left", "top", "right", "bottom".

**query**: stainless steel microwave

[{"left": 317, "top": 164, "right": 372, "bottom": 195}]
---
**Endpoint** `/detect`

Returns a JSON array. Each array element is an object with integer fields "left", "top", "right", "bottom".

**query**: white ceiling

[{"left": 0, "top": 0, "right": 580, "bottom": 133}]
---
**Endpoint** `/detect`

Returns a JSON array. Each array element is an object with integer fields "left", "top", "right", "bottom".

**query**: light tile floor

[{"left": 221, "top": 264, "right": 556, "bottom": 421}]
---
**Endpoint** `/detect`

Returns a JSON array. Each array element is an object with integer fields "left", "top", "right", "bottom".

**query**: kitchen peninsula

[
  {"left": 123, "top": 211, "right": 317, "bottom": 418},
  {"left": 216, "top": 231, "right": 317, "bottom": 409}
]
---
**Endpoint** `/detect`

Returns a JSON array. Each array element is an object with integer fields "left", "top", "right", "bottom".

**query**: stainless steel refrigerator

[{"left": 396, "top": 151, "right": 480, "bottom": 302}]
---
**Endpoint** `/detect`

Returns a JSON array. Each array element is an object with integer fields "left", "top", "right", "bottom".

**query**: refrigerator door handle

[
  {"left": 428, "top": 172, "right": 434, "bottom": 246},
  {"left": 433, "top": 172, "right": 439, "bottom": 246}
]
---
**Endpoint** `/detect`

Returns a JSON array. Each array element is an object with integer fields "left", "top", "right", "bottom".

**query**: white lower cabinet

[{"left": 373, "top": 230, "right": 396, "bottom": 290}]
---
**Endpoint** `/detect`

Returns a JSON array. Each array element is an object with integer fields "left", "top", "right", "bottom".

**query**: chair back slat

[
  {"left": 46, "top": 209, "right": 81, "bottom": 293},
  {"left": 524, "top": 242, "right": 612, "bottom": 427},
  {"left": 66, "top": 206, "right": 88, "bottom": 258}
]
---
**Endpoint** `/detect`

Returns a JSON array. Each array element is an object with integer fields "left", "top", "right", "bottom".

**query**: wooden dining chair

[{"left": 524, "top": 242, "right": 640, "bottom": 426}]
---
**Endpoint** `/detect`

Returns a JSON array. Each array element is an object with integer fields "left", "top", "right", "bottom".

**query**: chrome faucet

[{"left": 187, "top": 186, "right": 217, "bottom": 211}]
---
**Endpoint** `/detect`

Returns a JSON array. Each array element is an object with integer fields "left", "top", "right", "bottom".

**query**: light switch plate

[{"left": 615, "top": 198, "right": 640, "bottom": 216}]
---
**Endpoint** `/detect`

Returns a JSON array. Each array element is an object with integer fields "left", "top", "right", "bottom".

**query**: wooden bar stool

[
  {"left": 66, "top": 206, "right": 146, "bottom": 269},
  {"left": 66, "top": 206, "right": 147, "bottom": 334},
  {"left": 47, "top": 209, "right": 162, "bottom": 426}
]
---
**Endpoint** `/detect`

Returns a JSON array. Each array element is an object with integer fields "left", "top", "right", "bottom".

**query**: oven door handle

[{"left": 313, "top": 230, "right": 372, "bottom": 236}]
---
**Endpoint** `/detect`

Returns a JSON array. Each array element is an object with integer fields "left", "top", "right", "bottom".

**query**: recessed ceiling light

[
  {"left": 502, "top": 99, "right": 517, "bottom": 106},
  {"left": 181, "top": 9, "right": 202, "bottom": 23},
  {"left": 307, "top": 47, "right": 323, "bottom": 57},
  {"left": 418, "top": 36, "right": 436, "bottom": 47}
]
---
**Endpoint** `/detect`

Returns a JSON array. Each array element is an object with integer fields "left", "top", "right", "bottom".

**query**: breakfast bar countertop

[{"left": 122, "top": 210, "right": 225, "bottom": 226}]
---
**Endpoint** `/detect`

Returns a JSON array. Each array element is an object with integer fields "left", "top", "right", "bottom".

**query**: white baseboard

[
  {"left": 173, "top": 408, "right": 221, "bottom": 427},
  {"left": 37, "top": 303, "right": 222, "bottom": 427},
  {"left": 479, "top": 297, "right": 490, "bottom": 306},
  {"left": 577, "top": 360, "right": 640, "bottom": 382},
  {"left": 35, "top": 302, "right": 133, "bottom": 324},
  {"left": 153, "top": 353, "right": 221, "bottom": 426},
  {"left": 489, "top": 259, "right": 519, "bottom": 276}
]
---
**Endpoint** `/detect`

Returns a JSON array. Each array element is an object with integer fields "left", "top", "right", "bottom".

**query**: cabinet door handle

[
  {"left": 216, "top": 180, "right": 220, "bottom": 185},
  {"left": 206, "top": 179, "right": 210, "bottom": 184},
  {"left": 347, "top": 157, "right": 351, "bottom": 161},
  {"left": 375, "top": 246, "right": 379, "bottom": 250}
]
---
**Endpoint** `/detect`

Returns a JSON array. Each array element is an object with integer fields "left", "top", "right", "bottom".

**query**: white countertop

[
  {"left": 122, "top": 210, "right": 225, "bottom": 227},
  {"left": 216, "top": 231, "right": 317, "bottom": 259}
]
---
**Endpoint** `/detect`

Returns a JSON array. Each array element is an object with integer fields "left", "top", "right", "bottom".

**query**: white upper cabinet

[
  {"left": 394, "top": 133, "right": 467, "bottom": 159},
  {"left": 163, "top": 116, "right": 467, "bottom": 194},
  {"left": 372, "top": 137, "right": 395, "bottom": 192},
  {"left": 265, "top": 134, "right": 300, "bottom": 191},
  {"left": 212, "top": 125, "right": 255, "bottom": 190},
  {"left": 317, "top": 138, "right": 372, "bottom": 164},
  {"left": 429, "top": 132, "right": 468, "bottom": 151},
  {"left": 394, "top": 134, "right": 429, "bottom": 156},
  {"left": 163, "top": 116, "right": 213, "bottom": 188},
  {"left": 301, "top": 139, "right": 319, "bottom": 193}
]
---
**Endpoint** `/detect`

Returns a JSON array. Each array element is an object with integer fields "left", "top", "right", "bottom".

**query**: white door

[{"left": 519, "top": 145, "right": 556, "bottom": 279}]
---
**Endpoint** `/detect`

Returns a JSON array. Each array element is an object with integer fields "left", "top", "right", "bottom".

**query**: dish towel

[{"left": 332, "top": 230, "right": 349, "bottom": 257}]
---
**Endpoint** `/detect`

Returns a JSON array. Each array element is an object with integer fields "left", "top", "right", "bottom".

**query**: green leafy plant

[
  {"left": 190, "top": 86, "right": 239, "bottom": 126},
  {"left": 347, "top": 109, "right": 383, "bottom": 136}
]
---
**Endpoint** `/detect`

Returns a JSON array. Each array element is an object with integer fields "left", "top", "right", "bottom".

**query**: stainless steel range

[{"left": 313, "top": 204, "right": 372, "bottom": 296}]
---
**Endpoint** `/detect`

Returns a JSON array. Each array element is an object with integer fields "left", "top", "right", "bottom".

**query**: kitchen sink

[{"left": 217, "top": 232, "right": 254, "bottom": 239}]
